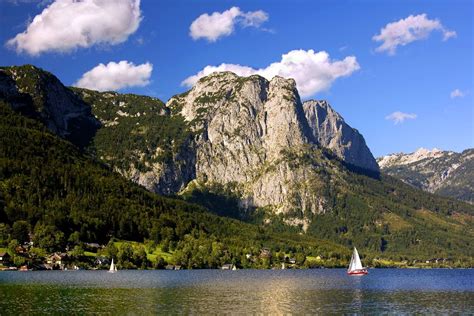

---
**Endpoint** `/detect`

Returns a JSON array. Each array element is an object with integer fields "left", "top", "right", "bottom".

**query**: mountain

[
  {"left": 168, "top": 72, "right": 333, "bottom": 216},
  {"left": 378, "top": 148, "right": 474, "bottom": 204},
  {"left": 167, "top": 72, "right": 379, "bottom": 216},
  {"left": 70, "top": 87, "right": 195, "bottom": 195},
  {"left": 1, "top": 66, "right": 380, "bottom": 214},
  {"left": 0, "top": 99, "right": 349, "bottom": 268},
  {"left": 303, "top": 100, "right": 379, "bottom": 172},
  {"left": 0, "top": 65, "right": 99, "bottom": 148},
  {"left": 1, "top": 65, "right": 473, "bottom": 262}
]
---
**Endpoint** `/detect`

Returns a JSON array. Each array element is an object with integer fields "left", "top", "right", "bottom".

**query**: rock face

[
  {"left": 0, "top": 65, "right": 99, "bottom": 148},
  {"left": 378, "top": 148, "right": 474, "bottom": 204},
  {"left": 168, "top": 72, "right": 331, "bottom": 216},
  {"left": 303, "top": 100, "right": 379, "bottom": 172},
  {"left": 1, "top": 66, "right": 381, "bottom": 221}
]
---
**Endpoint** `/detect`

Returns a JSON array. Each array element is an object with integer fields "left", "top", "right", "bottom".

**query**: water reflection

[{"left": 0, "top": 269, "right": 473, "bottom": 314}]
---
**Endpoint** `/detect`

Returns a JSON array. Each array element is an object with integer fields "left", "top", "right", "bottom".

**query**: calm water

[{"left": 0, "top": 269, "right": 473, "bottom": 314}]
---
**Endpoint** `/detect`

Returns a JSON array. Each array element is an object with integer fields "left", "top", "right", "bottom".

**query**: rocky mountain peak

[
  {"left": 303, "top": 99, "right": 379, "bottom": 172},
  {"left": 378, "top": 147, "right": 447, "bottom": 168},
  {"left": 158, "top": 71, "right": 379, "bottom": 218}
]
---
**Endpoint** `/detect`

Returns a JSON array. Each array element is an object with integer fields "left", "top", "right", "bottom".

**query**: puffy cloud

[
  {"left": 373, "top": 14, "right": 456, "bottom": 55},
  {"left": 385, "top": 111, "right": 417, "bottom": 124},
  {"left": 182, "top": 49, "right": 360, "bottom": 98},
  {"left": 189, "top": 6, "right": 268, "bottom": 42},
  {"left": 6, "top": 0, "right": 142, "bottom": 56},
  {"left": 74, "top": 61, "right": 152, "bottom": 92},
  {"left": 450, "top": 89, "right": 465, "bottom": 99}
]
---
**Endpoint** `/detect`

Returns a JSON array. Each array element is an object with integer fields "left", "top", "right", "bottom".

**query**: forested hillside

[{"left": 0, "top": 101, "right": 349, "bottom": 268}]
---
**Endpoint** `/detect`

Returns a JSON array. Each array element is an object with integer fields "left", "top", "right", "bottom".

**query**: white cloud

[
  {"left": 240, "top": 10, "right": 268, "bottom": 28},
  {"left": 385, "top": 111, "right": 417, "bottom": 124},
  {"left": 189, "top": 6, "right": 268, "bottom": 42},
  {"left": 373, "top": 14, "right": 456, "bottom": 55},
  {"left": 74, "top": 61, "right": 152, "bottom": 92},
  {"left": 182, "top": 49, "right": 360, "bottom": 98},
  {"left": 6, "top": 0, "right": 142, "bottom": 55},
  {"left": 450, "top": 89, "right": 465, "bottom": 99}
]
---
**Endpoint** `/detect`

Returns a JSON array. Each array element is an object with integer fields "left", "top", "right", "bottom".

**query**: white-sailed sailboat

[
  {"left": 347, "top": 247, "right": 368, "bottom": 275},
  {"left": 108, "top": 259, "right": 118, "bottom": 273}
]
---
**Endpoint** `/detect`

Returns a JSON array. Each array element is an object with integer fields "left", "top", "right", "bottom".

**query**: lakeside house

[
  {"left": 94, "top": 257, "right": 110, "bottom": 266},
  {"left": 0, "top": 252, "right": 10, "bottom": 265},
  {"left": 47, "top": 253, "right": 68, "bottom": 270}
]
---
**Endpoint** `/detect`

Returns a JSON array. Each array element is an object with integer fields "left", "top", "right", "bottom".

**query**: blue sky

[{"left": 1, "top": 0, "right": 472, "bottom": 157}]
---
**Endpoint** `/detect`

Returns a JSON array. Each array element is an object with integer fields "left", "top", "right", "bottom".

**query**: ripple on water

[{"left": 0, "top": 269, "right": 473, "bottom": 314}]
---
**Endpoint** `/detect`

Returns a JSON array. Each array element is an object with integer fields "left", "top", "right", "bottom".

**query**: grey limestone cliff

[
  {"left": 303, "top": 100, "right": 379, "bottom": 172},
  {"left": 168, "top": 72, "right": 331, "bottom": 218}
]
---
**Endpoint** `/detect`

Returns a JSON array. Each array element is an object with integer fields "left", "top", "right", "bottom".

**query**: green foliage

[
  {"left": 103, "top": 242, "right": 118, "bottom": 261},
  {"left": 71, "top": 88, "right": 193, "bottom": 172},
  {"left": 71, "top": 245, "right": 85, "bottom": 258},
  {"left": 180, "top": 181, "right": 245, "bottom": 220},
  {"left": 12, "top": 221, "right": 29, "bottom": 244},
  {"left": 1, "top": 65, "right": 55, "bottom": 111},
  {"left": 8, "top": 239, "right": 19, "bottom": 253},
  {"left": 0, "top": 223, "right": 10, "bottom": 246},
  {"left": 33, "top": 223, "right": 65, "bottom": 253}
]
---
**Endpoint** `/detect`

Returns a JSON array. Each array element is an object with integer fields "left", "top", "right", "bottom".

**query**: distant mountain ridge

[{"left": 378, "top": 148, "right": 474, "bottom": 204}]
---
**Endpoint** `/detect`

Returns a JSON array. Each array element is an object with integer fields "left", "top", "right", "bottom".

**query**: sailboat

[
  {"left": 108, "top": 259, "right": 118, "bottom": 273},
  {"left": 347, "top": 247, "right": 368, "bottom": 275}
]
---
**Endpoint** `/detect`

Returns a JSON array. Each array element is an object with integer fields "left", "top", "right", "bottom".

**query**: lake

[{"left": 1, "top": 269, "right": 473, "bottom": 314}]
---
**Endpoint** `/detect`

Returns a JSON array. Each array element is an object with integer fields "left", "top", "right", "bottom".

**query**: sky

[{"left": 0, "top": 0, "right": 472, "bottom": 157}]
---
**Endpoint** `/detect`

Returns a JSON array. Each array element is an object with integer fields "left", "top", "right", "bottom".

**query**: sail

[
  {"left": 109, "top": 259, "right": 115, "bottom": 272},
  {"left": 348, "top": 247, "right": 363, "bottom": 271}
]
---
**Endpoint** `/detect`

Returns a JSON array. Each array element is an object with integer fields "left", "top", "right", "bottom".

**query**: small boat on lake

[
  {"left": 108, "top": 259, "right": 117, "bottom": 273},
  {"left": 347, "top": 247, "right": 368, "bottom": 276}
]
